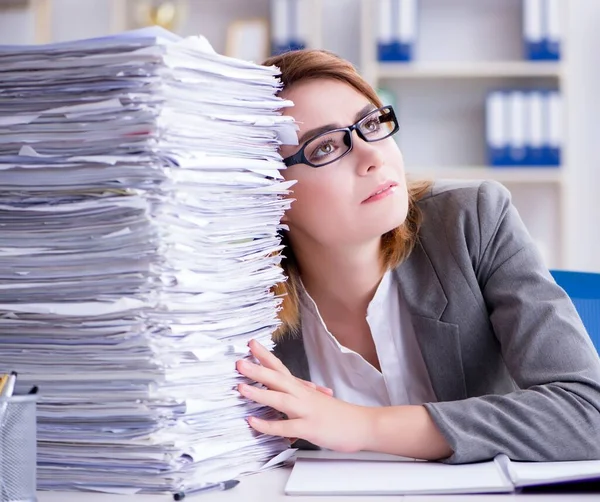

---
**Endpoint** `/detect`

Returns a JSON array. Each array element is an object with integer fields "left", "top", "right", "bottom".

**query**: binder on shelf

[
  {"left": 508, "top": 91, "right": 527, "bottom": 166},
  {"left": 271, "top": 0, "right": 306, "bottom": 55},
  {"left": 523, "top": 0, "right": 544, "bottom": 60},
  {"left": 486, "top": 91, "right": 509, "bottom": 167},
  {"left": 377, "top": 0, "right": 417, "bottom": 62},
  {"left": 526, "top": 91, "right": 545, "bottom": 166},
  {"left": 486, "top": 90, "right": 561, "bottom": 168},
  {"left": 546, "top": 90, "right": 562, "bottom": 166},
  {"left": 523, "top": 0, "right": 561, "bottom": 61},
  {"left": 545, "top": 0, "right": 561, "bottom": 60}
]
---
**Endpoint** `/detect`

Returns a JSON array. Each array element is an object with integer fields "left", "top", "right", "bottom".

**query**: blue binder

[
  {"left": 523, "top": 0, "right": 561, "bottom": 61},
  {"left": 377, "top": 0, "right": 417, "bottom": 62},
  {"left": 486, "top": 91, "right": 510, "bottom": 167},
  {"left": 542, "top": 0, "right": 561, "bottom": 60},
  {"left": 487, "top": 90, "right": 561, "bottom": 168},
  {"left": 545, "top": 90, "right": 562, "bottom": 166},
  {"left": 271, "top": 0, "right": 306, "bottom": 55},
  {"left": 525, "top": 91, "right": 544, "bottom": 166}
]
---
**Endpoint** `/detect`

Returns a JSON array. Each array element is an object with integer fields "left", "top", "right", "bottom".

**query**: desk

[{"left": 36, "top": 466, "right": 600, "bottom": 502}]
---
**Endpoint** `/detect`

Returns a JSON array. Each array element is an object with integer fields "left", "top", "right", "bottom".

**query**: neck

[{"left": 288, "top": 233, "right": 384, "bottom": 319}]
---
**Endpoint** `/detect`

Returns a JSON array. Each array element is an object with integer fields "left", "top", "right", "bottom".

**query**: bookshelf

[
  {"left": 359, "top": 0, "right": 569, "bottom": 269},
  {"left": 109, "top": 0, "right": 322, "bottom": 58}
]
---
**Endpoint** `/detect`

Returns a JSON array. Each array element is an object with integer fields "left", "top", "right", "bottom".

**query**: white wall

[
  {"left": 564, "top": 0, "right": 600, "bottom": 272},
  {"left": 0, "top": 0, "right": 598, "bottom": 270}
]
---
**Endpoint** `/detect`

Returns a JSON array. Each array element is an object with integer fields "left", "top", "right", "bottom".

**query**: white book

[{"left": 285, "top": 451, "right": 600, "bottom": 496}]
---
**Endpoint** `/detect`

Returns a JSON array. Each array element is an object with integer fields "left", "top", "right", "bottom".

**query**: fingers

[
  {"left": 247, "top": 339, "right": 291, "bottom": 375},
  {"left": 299, "top": 379, "right": 317, "bottom": 390},
  {"left": 316, "top": 385, "right": 334, "bottom": 397},
  {"left": 238, "top": 383, "right": 297, "bottom": 415},
  {"left": 239, "top": 340, "right": 333, "bottom": 397},
  {"left": 247, "top": 416, "right": 302, "bottom": 439},
  {"left": 236, "top": 359, "right": 295, "bottom": 393},
  {"left": 298, "top": 379, "right": 334, "bottom": 397}
]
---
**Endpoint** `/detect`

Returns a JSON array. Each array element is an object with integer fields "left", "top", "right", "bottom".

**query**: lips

[{"left": 363, "top": 181, "right": 398, "bottom": 202}]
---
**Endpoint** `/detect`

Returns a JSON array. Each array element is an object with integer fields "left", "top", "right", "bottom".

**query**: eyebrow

[{"left": 297, "top": 103, "right": 377, "bottom": 145}]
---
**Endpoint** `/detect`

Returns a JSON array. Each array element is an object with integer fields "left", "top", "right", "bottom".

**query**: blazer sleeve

[{"left": 423, "top": 181, "right": 600, "bottom": 464}]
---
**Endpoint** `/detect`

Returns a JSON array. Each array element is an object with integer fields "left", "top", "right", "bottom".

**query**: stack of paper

[{"left": 0, "top": 27, "right": 297, "bottom": 495}]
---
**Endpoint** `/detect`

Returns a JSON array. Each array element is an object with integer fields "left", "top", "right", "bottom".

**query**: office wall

[{"left": 564, "top": 1, "right": 600, "bottom": 272}]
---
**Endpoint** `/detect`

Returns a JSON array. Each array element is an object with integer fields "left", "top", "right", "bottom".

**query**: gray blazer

[{"left": 274, "top": 180, "right": 600, "bottom": 464}]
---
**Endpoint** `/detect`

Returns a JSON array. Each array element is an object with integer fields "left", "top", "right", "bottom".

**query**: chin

[
  {"left": 379, "top": 215, "right": 407, "bottom": 237},
  {"left": 361, "top": 208, "right": 408, "bottom": 242},
  {"left": 379, "top": 196, "right": 409, "bottom": 233}
]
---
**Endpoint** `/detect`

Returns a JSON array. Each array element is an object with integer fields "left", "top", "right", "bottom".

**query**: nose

[{"left": 351, "top": 131, "right": 385, "bottom": 176}]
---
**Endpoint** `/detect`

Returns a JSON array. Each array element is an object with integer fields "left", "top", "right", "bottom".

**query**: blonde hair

[{"left": 264, "top": 49, "right": 431, "bottom": 339}]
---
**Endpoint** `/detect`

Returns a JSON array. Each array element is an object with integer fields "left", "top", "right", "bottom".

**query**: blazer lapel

[
  {"left": 273, "top": 329, "right": 311, "bottom": 381},
  {"left": 394, "top": 242, "right": 468, "bottom": 402}
]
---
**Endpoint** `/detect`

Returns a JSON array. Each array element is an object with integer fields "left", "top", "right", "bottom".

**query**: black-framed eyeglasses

[{"left": 282, "top": 105, "right": 399, "bottom": 168}]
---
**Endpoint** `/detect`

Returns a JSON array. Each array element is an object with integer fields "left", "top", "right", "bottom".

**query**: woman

[{"left": 235, "top": 49, "right": 600, "bottom": 464}]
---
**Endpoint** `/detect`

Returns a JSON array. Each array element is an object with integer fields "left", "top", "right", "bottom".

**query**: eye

[
  {"left": 363, "top": 117, "right": 381, "bottom": 133},
  {"left": 305, "top": 131, "right": 347, "bottom": 163},
  {"left": 309, "top": 139, "right": 337, "bottom": 160}
]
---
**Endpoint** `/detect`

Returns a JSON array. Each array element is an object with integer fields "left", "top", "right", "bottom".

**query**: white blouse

[{"left": 300, "top": 270, "right": 437, "bottom": 407}]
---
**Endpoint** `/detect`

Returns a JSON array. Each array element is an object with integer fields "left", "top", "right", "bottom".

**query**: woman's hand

[{"left": 236, "top": 339, "right": 374, "bottom": 453}]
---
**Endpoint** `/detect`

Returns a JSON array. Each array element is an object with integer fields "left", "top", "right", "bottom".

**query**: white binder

[
  {"left": 508, "top": 91, "right": 527, "bottom": 165},
  {"left": 523, "top": 0, "right": 544, "bottom": 59},
  {"left": 486, "top": 91, "right": 508, "bottom": 166},
  {"left": 377, "top": 0, "right": 417, "bottom": 61},
  {"left": 526, "top": 91, "right": 545, "bottom": 165},
  {"left": 270, "top": 0, "right": 305, "bottom": 55},
  {"left": 545, "top": 0, "right": 561, "bottom": 59},
  {"left": 547, "top": 90, "right": 562, "bottom": 165}
]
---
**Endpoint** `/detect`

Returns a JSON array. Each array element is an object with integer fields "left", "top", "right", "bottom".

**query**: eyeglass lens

[{"left": 304, "top": 107, "right": 396, "bottom": 167}]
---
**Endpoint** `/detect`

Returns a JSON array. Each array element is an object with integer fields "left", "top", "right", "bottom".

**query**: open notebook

[{"left": 285, "top": 450, "right": 600, "bottom": 496}]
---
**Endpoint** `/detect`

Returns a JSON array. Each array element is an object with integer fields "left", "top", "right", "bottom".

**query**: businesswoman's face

[{"left": 279, "top": 79, "right": 409, "bottom": 248}]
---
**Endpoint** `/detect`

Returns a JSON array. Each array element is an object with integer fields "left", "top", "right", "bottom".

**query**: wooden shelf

[
  {"left": 406, "top": 167, "right": 564, "bottom": 184},
  {"left": 377, "top": 61, "right": 564, "bottom": 80}
]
